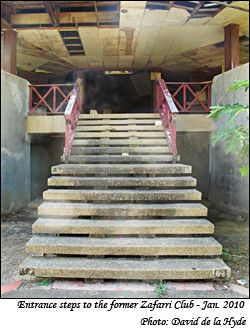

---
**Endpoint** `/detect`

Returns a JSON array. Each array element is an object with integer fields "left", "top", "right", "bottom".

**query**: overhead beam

[
  {"left": 43, "top": 1, "right": 59, "bottom": 26},
  {"left": 185, "top": 1, "right": 205, "bottom": 23},
  {"left": 1, "top": 17, "right": 12, "bottom": 30},
  {"left": 17, "top": 36, "right": 74, "bottom": 69},
  {"left": 224, "top": 23, "right": 239, "bottom": 71},
  {"left": 3, "top": 29, "right": 17, "bottom": 74},
  {"left": 212, "top": 1, "right": 249, "bottom": 13}
]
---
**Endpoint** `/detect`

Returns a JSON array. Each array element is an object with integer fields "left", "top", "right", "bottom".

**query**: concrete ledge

[
  {"left": 176, "top": 114, "right": 214, "bottom": 132},
  {"left": 26, "top": 115, "right": 65, "bottom": 134},
  {"left": 26, "top": 114, "right": 213, "bottom": 134}
]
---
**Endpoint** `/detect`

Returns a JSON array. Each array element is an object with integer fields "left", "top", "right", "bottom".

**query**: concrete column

[
  {"left": 3, "top": 29, "right": 17, "bottom": 75},
  {"left": 224, "top": 23, "right": 239, "bottom": 72}
]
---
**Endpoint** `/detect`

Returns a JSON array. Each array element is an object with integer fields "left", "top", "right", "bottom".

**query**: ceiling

[{"left": 1, "top": 1, "right": 249, "bottom": 76}]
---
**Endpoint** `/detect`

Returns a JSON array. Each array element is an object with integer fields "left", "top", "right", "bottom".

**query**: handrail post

[
  {"left": 156, "top": 79, "right": 178, "bottom": 162},
  {"left": 63, "top": 78, "right": 83, "bottom": 162}
]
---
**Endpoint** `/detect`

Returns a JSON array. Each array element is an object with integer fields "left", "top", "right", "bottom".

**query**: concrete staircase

[{"left": 20, "top": 113, "right": 230, "bottom": 280}]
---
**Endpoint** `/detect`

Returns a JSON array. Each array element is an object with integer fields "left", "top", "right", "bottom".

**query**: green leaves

[
  {"left": 209, "top": 80, "right": 249, "bottom": 177},
  {"left": 228, "top": 80, "right": 249, "bottom": 93}
]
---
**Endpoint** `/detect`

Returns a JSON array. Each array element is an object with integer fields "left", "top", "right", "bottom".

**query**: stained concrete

[
  {"left": 1, "top": 70, "right": 30, "bottom": 214},
  {"left": 30, "top": 136, "right": 64, "bottom": 200},
  {"left": 209, "top": 63, "right": 249, "bottom": 216},
  {"left": 1, "top": 208, "right": 248, "bottom": 298},
  {"left": 177, "top": 132, "right": 210, "bottom": 198}
]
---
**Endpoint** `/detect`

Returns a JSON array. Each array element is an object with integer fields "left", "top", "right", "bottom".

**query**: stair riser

[
  {"left": 63, "top": 156, "right": 175, "bottom": 163},
  {"left": 19, "top": 257, "right": 231, "bottom": 280},
  {"left": 75, "top": 125, "right": 164, "bottom": 132},
  {"left": 26, "top": 245, "right": 221, "bottom": 256},
  {"left": 77, "top": 119, "right": 161, "bottom": 125},
  {"left": 43, "top": 190, "right": 201, "bottom": 201},
  {"left": 78, "top": 113, "right": 161, "bottom": 119},
  {"left": 48, "top": 177, "right": 197, "bottom": 187},
  {"left": 72, "top": 139, "right": 168, "bottom": 146},
  {"left": 51, "top": 164, "right": 192, "bottom": 175},
  {"left": 74, "top": 132, "right": 166, "bottom": 138},
  {"left": 33, "top": 225, "right": 214, "bottom": 235},
  {"left": 32, "top": 218, "right": 214, "bottom": 235},
  {"left": 38, "top": 207, "right": 207, "bottom": 217},
  {"left": 70, "top": 147, "right": 170, "bottom": 154}
]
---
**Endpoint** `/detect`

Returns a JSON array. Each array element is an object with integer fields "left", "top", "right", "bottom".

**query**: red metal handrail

[
  {"left": 63, "top": 78, "right": 83, "bottom": 162},
  {"left": 156, "top": 79, "right": 178, "bottom": 160},
  {"left": 165, "top": 82, "right": 211, "bottom": 113},
  {"left": 29, "top": 83, "right": 74, "bottom": 114}
]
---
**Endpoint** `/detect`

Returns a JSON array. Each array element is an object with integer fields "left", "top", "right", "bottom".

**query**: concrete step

[
  {"left": 43, "top": 189, "right": 202, "bottom": 201},
  {"left": 32, "top": 218, "right": 214, "bottom": 234},
  {"left": 51, "top": 164, "right": 192, "bottom": 175},
  {"left": 70, "top": 146, "right": 170, "bottom": 155},
  {"left": 74, "top": 131, "right": 165, "bottom": 138},
  {"left": 78, "top": 113, "right": 161, "bottom": 119},
  {"left": 26, "top": 236, "right": 221, "bottom": 256},
  {"left": 48, "top": 176, "right": 197, "bottom": 188},
  {"left": 19, "top": 257, "right": 231, "bottom": 279},
  {"left": 75, "top": 125, "right": 164, "bottom": 132},
  {"left": 77, "top": 119, "right": 162, "bottom": 125},
  {"left": 38, "top": 202, "right": 207, "bottom": 217},
  {"left": 62, "top": 155, "right": 175, "bottom": 163},
  {"left": 72, "top": 139, "right": 168, "bottom": 146}
]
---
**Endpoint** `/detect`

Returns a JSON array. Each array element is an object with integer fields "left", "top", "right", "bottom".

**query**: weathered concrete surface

[
  {"left": 175, "top": 114, "right": 214, "bottom": 132},
  {"left": 20, "top": 257, "right": 228, "bottom": 279},
  {"left": 26, "top": 236, "right": 221, "bottom": 256},
  {"left": 26, "top": 115, "right": 65, "bottom": 134},
  {"left": 48, "top": 176, "right": 197, "bottom": 187},
  {"left": 209, "top": 63, "right": 249, "bottom": 216},
  {"left": 177, "top": 132, "right": 210, "bottom": 198},
  {"left": 32, "top": 218, "right": 214, "bottom": 234},
  {"left": 30, "top": 136, "right": 64, "bottom": 200},
  {"left": 43, "top": 189, "right": 202, "bottom": 201},
  {"left": 38, "top": 202, "right": 208, "bottom": 217},
  {"left": 1, "top": 70, "right": 30, "bottom": 214},
  {"left": 70, "top": 146, "right": 170, "bottom": 154},
  {"left": 65, "top": 154, "right": 175, "bottom": 163},
  {"left": 51, "top": 163, "right": 192, "bottom": 175},
  {"left": 1, "top": 209, "right": 247, "bottom": 297}
]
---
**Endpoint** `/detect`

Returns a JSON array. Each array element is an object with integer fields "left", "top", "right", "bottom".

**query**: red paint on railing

[
  {"left": 29, "top": 83, "right": 74, "bottom": 114},
  {"left": 63, "top": 79, "right": 83, "bottom": 162},
  {"left": 165, "top": 82, "right": 211, "bottom": 113},
  {"left": 156, "top": 79, "right": 178, "bottom": 159}
]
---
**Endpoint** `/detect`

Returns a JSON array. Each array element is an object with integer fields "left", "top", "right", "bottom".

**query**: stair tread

[
  {"left": 48, "top": 176, "right": 197, "bottom": 187},
  {"left": 43, "top": 189, "right": 202, "bottom": 201},
  {"left": 74, "top": 132, "right": 166, "bottom": 138},
  {"left": 72, "top": 139, "right": 168, "bottom": 146},
  {"left": 78, "top": 113, "right": 161, "bottom": 119},
  {"left": 38, "top": 202, "right": 207, "bottom": 217},
  {"left": 20, "top": 257, "right": 230, "bottom": 280},
  {"left": 70, "top": 147, "right": 170, "bottom": 154},
  {"left": 75, "top": 125, "right": 164, "bottom": 131},
  {"left": 26, "top": 236, "right": 221, "bottom": 256},
  {"left": 77, "top": 119, "right": 161, "bottom": 125},
  {"left": 64, "top": 155, "right": 175, "bottom": 162},
  {"left": 32, "top": 218, "right": 214, "bottom": 234},
  {"left": 51, "top": 164, "right": 192, "bottom": 175}
]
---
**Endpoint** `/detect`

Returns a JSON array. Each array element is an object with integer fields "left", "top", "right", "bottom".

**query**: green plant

[
  {"left": 40, "top": 278, "right": 53, "bottom": 286},
  {"left": 155, "top": 280, "right": 168, "bottom": 297},
  {"left": 208, "top": 79, "right": 249, "bottom": 177}
]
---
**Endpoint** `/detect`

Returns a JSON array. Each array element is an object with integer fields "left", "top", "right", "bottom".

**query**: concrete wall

[
  {"left": 177, "top": 132, "right": 210, "bottom": 198},
  {"left": 1, "top": 70, "right": 30, "bottom": 214},
  {"left": 209, "top": 63, "right": 249, "bottom": 216},
  {"left": 30, "top": 136, "right": 64, "bottom": 200}
]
